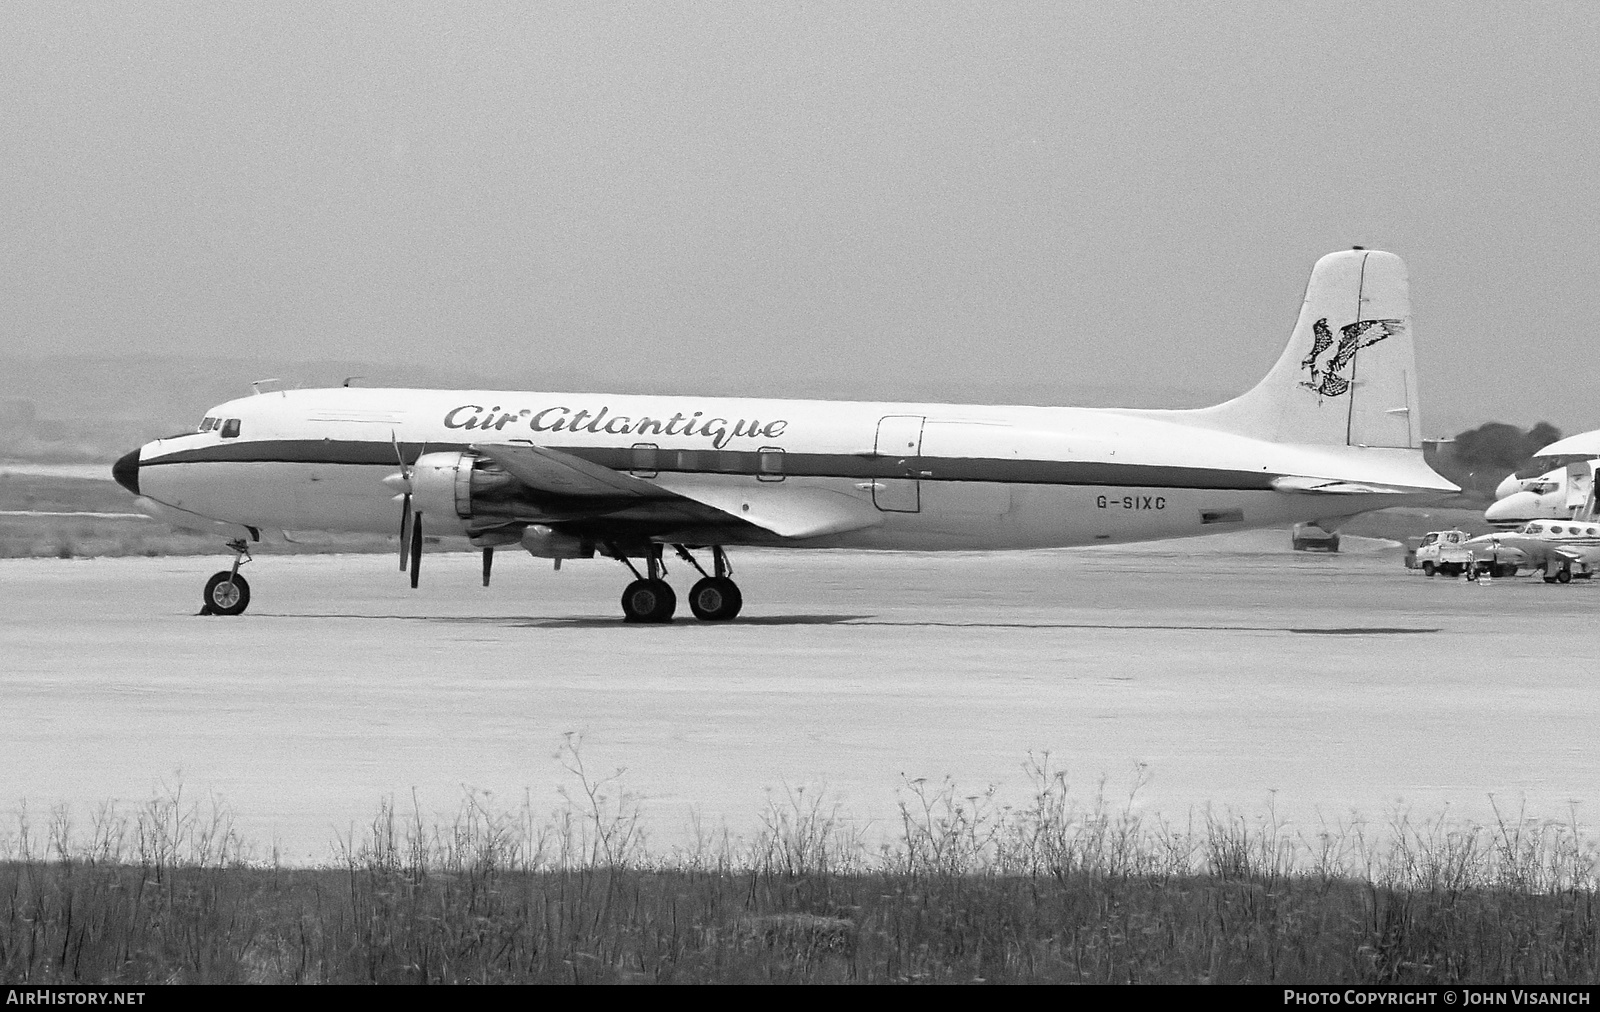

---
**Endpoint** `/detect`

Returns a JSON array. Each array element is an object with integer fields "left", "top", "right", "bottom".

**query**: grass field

[{"left": 3, "top": 753, "right": 1595, "bottom": 984}]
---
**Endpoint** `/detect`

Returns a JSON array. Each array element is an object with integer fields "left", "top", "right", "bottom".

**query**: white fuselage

[
  {"left": 130, "top": 387, "right": 1442, "bottom": 552},
  {"left": 1486, "top": 459, "right": 1600, "bottom": 527}
]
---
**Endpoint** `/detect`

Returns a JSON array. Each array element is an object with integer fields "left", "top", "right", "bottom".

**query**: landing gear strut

[
  {"left": 613, "top": 544, "right": 743, "bottom": 623},
  {"left": 618, "top": 544, "right": 676, "bottom": 623},
  {"left": 202, "top": 538, "right": 252, "bottom": 616}
]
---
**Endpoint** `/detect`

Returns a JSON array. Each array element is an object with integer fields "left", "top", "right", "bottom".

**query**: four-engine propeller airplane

[{"left": 112, "top": 248, "right": 1457, "bottom": 621}]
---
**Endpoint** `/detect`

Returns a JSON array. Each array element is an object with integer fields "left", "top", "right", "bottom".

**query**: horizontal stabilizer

[
  {"left": 1270, "top": 476, "right": 1414, "bottom": 495},
  {"left": 651, "top": 477, "right": 884, "bottom": 539}
]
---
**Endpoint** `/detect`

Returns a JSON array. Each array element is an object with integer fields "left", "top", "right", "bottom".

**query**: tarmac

[{"left": 2, "top": 531, "right": 1595, "bottom": 863}]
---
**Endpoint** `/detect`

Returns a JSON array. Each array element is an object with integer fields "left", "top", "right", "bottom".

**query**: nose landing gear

[{"left": 201, "top": 538, "right": 253, "bottom": 616}]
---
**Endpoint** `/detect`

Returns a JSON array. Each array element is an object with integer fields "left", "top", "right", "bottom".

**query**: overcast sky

[{"left": 4, "top": 2, "right": 1598, "bottom": 436}]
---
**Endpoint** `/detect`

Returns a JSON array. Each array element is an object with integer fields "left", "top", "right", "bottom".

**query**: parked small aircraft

[
  {"left": 112, "top": 248, "right": 1456, "bottom": 621},
  {"left": 1464, "top": 521, "right": 1600, "bottom": 583}
]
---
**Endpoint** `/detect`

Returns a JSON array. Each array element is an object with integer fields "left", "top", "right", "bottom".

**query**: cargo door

[{"left": 873, "top": 415, "right": 924, "bottom": 512}]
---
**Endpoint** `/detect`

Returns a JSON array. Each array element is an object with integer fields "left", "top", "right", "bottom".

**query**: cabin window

[
  {"left": 630, "top": 443, "right": 658, "bottom": 478},
  {"left": 220, "top": 418, "right": 241, "bottom": 439},
  {"left": 1421, "top": 534, "right": 1437, "bottom": 545},
  {"left": 676, "top": 450, "right": 708, "bottom": 471},
  {"left": 757, "top": 447, "right": 785, "bottom": 482}
]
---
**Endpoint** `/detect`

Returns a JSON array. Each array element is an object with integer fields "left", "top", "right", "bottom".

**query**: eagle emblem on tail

[{"left": 1300, "top": 318, "right": 1405, "bottom": 398}]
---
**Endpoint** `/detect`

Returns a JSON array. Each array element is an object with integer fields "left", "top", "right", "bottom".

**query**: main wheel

[
  {"left": 203, "top": 571, "right": 251, "bottom": 616},
  {"left": 621, "top": 579, "right": 676, "bottom": 623},
  {"left": 1422, "top": 562, "right": 1436, "bottom": 577},
  {"left": 1557, "top": 568, "right": 1572, "bottom": 584},
  {"left": 688, "top": 577, "right": 743, "bottom": 622}
]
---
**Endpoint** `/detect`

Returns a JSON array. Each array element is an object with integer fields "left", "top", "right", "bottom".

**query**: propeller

[
  {"left": 385, "top": 433, "right": 421, "bottom": 573},
  {"left": 409, "top": 509, "right": 424, "bottom": 589}
]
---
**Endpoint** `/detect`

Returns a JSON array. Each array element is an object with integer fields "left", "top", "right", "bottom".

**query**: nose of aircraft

[
  {"left": 112, "top": 449, "right": 141, "bottom": 496},
  {"left": 1493, "top": 473, "right": 1525, "bottom": 500},
  {"left": 1485, "top": 490, "right": 1536, "bottom": 525}
]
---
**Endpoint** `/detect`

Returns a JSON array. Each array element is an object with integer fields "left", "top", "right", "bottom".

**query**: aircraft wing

[
  {"left": 475, "top": 442, "right": 883, "bottom": 539},
  {"left": 1270, "top": 476, "right": 1415, "bottom": 495},
  {"left": 1552, "top": 543, "right": 1600, "bottom": 565},
  {"left": 475, "top": 441, "right": 662, "bottom": 498},
  {"left": 651, "top": 476, "right": 884, "bottom": 539}
]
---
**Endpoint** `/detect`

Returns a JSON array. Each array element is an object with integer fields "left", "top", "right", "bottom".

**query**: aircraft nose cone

[
  {"left": 1485, "top": 491, "right": 1534, "bottom": 524},
  {"left": 112, "top": 449, "right": 141, "bottom": 496},
  {"left": 1493, "top": 473, "right": 1524, "bottom": 500}
]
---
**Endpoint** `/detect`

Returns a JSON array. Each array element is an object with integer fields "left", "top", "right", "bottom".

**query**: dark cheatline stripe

[{"left": 141, "top": 438, "right": 1281, "bottom": 490}]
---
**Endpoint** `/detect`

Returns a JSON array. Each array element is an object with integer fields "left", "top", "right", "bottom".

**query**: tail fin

[{"left": 1183, "top": 249, "right": 1422, "bottom": 448}]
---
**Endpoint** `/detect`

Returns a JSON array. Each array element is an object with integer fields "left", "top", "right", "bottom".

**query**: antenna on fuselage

[
  {"left": 342, "top": 376, "right": 364, "bottom": 387},
  {"left": 249, "top": 378, "right": 283, "bottom": 396}
]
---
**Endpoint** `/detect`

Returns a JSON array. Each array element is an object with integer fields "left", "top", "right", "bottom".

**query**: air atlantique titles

[{"left": 443, "top": 404, "right": 788, "bottom": 450}]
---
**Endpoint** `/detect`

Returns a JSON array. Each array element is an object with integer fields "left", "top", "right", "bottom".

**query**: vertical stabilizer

[{"left": 1183, "top": 250, "right": 1422, "bottom": 448}]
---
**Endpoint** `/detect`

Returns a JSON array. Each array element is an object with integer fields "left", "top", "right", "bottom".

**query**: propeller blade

[
  {"left": 398, "top": 492, "right": 412, "bottom": 571},
  {"left": 409, "top": 511, "right": 424, "bottom": 589},
  {"left": 482, "top": 546, "right": 494, "bottom": 587}
]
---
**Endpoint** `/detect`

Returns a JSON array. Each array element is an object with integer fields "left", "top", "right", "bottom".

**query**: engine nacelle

[
  {"left": 409, "top": 451, "right": 474, "bottom": 521},
  {"left": 521, "top": 524, "right": 595, "bottom": 560}
]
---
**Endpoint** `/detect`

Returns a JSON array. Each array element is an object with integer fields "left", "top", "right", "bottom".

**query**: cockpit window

[
  {"left": 199, "top": 417, "right": 213, "bottom": 432},
  {"left": 220, "top": 418, "right": 241, "bottom": 439}
]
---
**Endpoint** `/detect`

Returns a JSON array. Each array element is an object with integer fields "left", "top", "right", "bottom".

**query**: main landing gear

[
  {"left": 614, "top": 545, "right": 742, "bottom": 623},
  {"left": 201, "top": 538, "right": 252, "bottom": 616}
]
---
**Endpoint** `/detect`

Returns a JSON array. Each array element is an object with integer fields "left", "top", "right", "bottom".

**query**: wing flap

[
  {"left": 1271, "top": 476, "right": 1413, "bottom": 495},
  {"left": 651, "top": 477, "right": 884, "bottom": 539}
]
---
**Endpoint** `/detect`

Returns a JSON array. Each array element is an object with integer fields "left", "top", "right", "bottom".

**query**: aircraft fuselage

[{"left": 124, "top": 386, "right": 1434, "bottom": 551}]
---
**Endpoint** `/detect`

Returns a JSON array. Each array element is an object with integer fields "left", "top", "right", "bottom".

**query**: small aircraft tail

[{"left": 1180, "top": 249, "right": 1422, "bottom": 449}]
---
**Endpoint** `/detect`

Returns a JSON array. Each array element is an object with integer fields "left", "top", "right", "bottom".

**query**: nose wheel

[{"left": 201, "top": 538, "right": 253, "bottom": 616}]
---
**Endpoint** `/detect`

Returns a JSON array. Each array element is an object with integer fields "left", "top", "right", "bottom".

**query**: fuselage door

[{"left": 873, "top": 414, "right": 925, "bottom": 512}]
